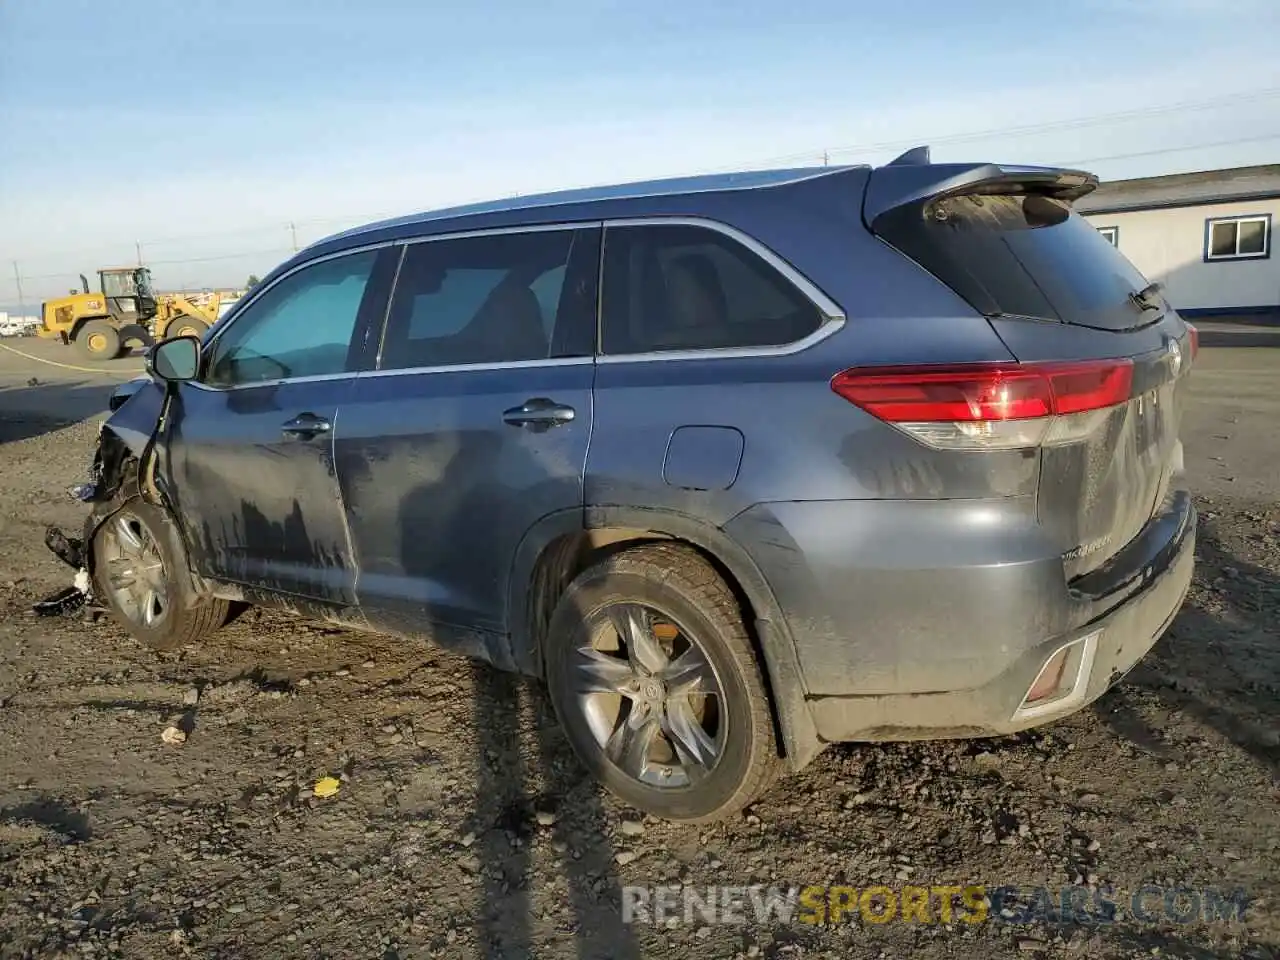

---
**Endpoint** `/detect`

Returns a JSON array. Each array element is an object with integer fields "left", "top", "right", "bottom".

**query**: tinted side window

[
  {"left": 206, "top": 250, "right": 379, "bottom": 386},
  {"left": 600, "top": 224, "right": 824, "bottom": 355},
  {"left": 380, "top": 228, "right": 598, "bottom": 370}
]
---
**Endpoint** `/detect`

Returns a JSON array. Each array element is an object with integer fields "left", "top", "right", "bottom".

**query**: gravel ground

[{"left": 0, "top": 334, "right": 1277, "bottom": 959}]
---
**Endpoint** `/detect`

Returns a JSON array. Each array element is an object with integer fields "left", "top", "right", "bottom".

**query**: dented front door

[
  {"left": 157, "top": 246, "right": 396, "bottom": 605},
  {"left": 164, "top": 379, "right": 357, "bottom": 604}
]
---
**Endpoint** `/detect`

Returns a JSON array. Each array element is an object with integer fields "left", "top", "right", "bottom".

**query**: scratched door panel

[
  {"left": 333, "top": 227, "right": 600, "bottom": 655},
  {"left": 165, "top": 378, "right": 358, "bottom": 604},
  {"left": 160, "top": 246, "right": 396, "bottom": 605}
]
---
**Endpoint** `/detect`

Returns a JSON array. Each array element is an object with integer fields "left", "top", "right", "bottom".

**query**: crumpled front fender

[
  {"left": 78, "top": 379, "right": 167, "bottom": 558},
  {"left": 103, "top": 377, "right": 165, "bottom": 459}
]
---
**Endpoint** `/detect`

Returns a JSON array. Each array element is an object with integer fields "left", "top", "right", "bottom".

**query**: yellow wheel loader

[{"left": 37, "top": 267, "right": 223, "bottom": 361}]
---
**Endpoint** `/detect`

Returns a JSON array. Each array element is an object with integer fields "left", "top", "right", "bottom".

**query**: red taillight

[
  {"left": 829, "top": 365, "right": 1053, "bottom": 422},
  {"left": 831, "top": 360, "right": 1134, "bottom": 451},
  {"left": 1186, "top": 323, "right": 1199, "bottom": 359},
  {"left": 831, "top": 360, "right": 1133, "bottom": 421}
]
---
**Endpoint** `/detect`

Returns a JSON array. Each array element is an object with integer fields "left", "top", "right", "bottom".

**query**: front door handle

[
  {"left": 281, "top": 412, "right": 332, "bottom": 440},
  {"left": 502, "top": 398, "right": 576, "bottom": 430}
]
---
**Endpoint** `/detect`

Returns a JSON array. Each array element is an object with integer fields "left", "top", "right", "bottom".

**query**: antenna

[{"left": 888, "top": 146, "right": 931, "bottom": 166}]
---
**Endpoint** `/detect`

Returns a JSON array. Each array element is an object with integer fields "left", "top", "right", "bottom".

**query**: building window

[
  {"left": 1096, "top": 226, "right": 1119, "bottom": 246},
  {"left": 1205, "top": 214, "right": 1271, "bottom": 261}
]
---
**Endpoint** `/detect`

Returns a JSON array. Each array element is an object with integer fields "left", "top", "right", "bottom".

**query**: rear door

[
  {"left": 871, "top": 175, "right": 1196, "bottom": 580},
  {"left": 164, "top": 247, "right": 396, "bottom": 603},
  {"left": 333, "top": 226, "right": 600, "bottom": 659}
]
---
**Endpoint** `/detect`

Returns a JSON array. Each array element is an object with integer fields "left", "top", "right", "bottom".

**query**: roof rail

[{"left": 887, "top": 146, "right": 931, "bottom": 166}]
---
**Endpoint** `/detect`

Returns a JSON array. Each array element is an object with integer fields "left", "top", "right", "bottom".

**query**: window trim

[
  {"left": 196, "top": 216, "right": 846, "bottom": 386},
  {"left": 372, "top": 225, "right": 599, "bottom": 375},
  {"left": 595, "top": 216, "right": 845, "bottom": 365},
  {"left": 192, "top": 240, "right": 401, "bottom": 392},
  {"left": 1095, "top": 225, "right": 1119, "bottom": 246},
  {"left": 1203, "top": 213, "right": 1271, "bottom": 262}
]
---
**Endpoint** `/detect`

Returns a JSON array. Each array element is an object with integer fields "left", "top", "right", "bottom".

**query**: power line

[
  {"left": 1059, "top": 132, "right": 1280, "bottom": 166},
  {"left": 5, "top": 87, "right": 1278, "bottom": 300},
  {"left": 15, "top": 84, "right": 1278, "bottom": 269},
  {"left": 145, "top": 247, "right": 295, "bottom": 267},
  {"left": 13, "top": 223, "right": 300, "bottom": 266},
  {"left": 691, "top": 86, "right": 1280, "bottom": 172}
]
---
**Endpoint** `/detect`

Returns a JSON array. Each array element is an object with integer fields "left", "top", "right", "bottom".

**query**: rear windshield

[{"left": 874, "top": 192, "right": 1154, "bottom": 331}]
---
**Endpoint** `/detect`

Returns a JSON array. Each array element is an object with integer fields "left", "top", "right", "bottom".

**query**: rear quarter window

[{"left": 600, "top": 223, "right": 825, "bottom": 354}]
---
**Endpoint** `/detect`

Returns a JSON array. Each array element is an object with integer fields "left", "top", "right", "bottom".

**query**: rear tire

[
  {"left": 75, "top": 320, "right": 120, "bottom": 362},
  {"left": 168, "top": 316, "right": 208, "bottom": 341},
  {"left": 544, "top": 543, "right": 779, "bottom": 823},
  {"left": 91, "top": 499, "right": 230, "bottom": 651},
  {"left": 114, "top": 323, "right": 153, "bottom": 358}
]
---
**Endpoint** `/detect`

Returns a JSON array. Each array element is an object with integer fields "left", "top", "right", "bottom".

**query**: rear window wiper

[{"left": 1129, "top": 281, "right": 1164, "bottom": 311}]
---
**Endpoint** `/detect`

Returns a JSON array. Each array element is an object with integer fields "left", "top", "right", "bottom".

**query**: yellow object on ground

[{"left": 313, "top": 776, "right": 341, "bottom": 798}]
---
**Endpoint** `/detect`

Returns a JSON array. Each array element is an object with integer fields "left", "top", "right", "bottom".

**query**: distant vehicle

[
  {"left": 74, "top": 150, "right": 1197, "bottom": 822},
  {"left": 0, "top": 314, "right": 38, "bottom": 337},
  {"left": 36, "top": 267, "right": 226, "bottom": 360}
]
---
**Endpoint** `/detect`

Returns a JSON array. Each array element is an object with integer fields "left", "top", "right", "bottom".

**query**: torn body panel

[{"left": 36, "top": 382, "right": 169, "bottom": 616}]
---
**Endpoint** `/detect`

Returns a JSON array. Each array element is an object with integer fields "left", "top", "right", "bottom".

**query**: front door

[
  {"left": 334, "top": 227, "right": 600, "bottom": 659},
  {"left": 163, "top": 247, "right": 396, "bottom": 604}
]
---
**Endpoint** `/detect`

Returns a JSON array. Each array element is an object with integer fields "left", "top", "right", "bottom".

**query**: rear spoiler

[{"left": 864, "top": 147, "right": 1098, "bottom": 224}]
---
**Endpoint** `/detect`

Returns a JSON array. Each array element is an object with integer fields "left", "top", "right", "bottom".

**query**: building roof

[{"left": 1075, "top": 164, "right": 1280, "bottom": 215}]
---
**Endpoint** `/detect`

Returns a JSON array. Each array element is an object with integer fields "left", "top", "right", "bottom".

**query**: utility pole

[
  {"left": 135, "top": 241, "right": 143, "bottom": 265},
  {"left": 289, "top": 222, "right": 298, "bottom": 252},
  {"left": 12, "top": 261, "right": 25, "bottom": 313},
  {"left": 822, "top": 150, "right": 829, "bottom": 167}
]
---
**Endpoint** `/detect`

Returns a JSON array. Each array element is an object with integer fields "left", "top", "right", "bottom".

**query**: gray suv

[{"left": 79, "top": 151, "right": 1196, "bottom": 822}]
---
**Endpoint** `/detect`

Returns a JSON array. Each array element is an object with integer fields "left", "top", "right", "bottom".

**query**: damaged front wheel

[{"left": 91, "top": 500, "right": 230, "bottom": 651}]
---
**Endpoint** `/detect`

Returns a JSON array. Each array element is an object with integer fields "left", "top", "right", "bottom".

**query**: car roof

[{"left": 321, "top": 165, "right": 864, "bottom": 247}]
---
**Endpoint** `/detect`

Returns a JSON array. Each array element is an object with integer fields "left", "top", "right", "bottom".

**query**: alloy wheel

[
  {"left": 100, "top": 512, "right": 169, "bottom": 628},
  {"left": 570, "top": 602, "right": 726, "bottom": 788}
]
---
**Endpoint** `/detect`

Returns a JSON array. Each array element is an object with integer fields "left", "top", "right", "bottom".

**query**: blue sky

[{"left": 2, "top": 0, "right": 1278, "bottom": 305}]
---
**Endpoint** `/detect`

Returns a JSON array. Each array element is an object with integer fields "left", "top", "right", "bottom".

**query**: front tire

[
  {"left": 168, "top": 316, "right": 208, "bottom": 341},
  {"left": 75, "top": 320, "right": 120, "bottom": 361},
  {"left": 544, "top": 543, "right": 779, "bottom": 822},
  {"left": 91, "top": 499, "right": 230, "bottom": 651}
]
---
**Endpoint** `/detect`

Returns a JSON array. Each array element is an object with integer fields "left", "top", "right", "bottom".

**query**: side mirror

[{"left": 147, "top": 335, "right": 201, "bottom": 383}]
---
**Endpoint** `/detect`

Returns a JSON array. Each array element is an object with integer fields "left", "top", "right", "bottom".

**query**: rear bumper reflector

[{"left": 1011, "top": 630, "right": 1101, "bottom": 722}]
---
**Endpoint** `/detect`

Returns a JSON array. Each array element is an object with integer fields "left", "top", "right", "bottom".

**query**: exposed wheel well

[{"left": 524, "top": 527, "right": 789, "bottom": 758}]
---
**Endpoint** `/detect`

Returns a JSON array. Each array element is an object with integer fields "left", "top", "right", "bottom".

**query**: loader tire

[
  {"left": 115, "top": 323, "right": 153, "bottom": 358},
  {"left": 168, "top": 316, "right": 208, "bottom": 341},
  {"left": 76, "top": 321, "right": 121, "bottom": 362}
]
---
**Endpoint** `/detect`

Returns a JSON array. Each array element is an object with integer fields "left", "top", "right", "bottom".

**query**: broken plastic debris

[
  {"left": 33, "top": 529, "right": 94, "bottom": 617},
  {"left": 313, "top": 777, "right": 341, "bottom": 798},
  {"left": 45, "top": 526, "right": 85, "bottom": 569},
  {"left": 68, "top": 483, "right": 97, "bottom": 502},
  {"left": 161, "top": 726, "right": 187, "bottom": 745},
  {"left": 32, "top": 586, "right": 88, "bottom": 617}
]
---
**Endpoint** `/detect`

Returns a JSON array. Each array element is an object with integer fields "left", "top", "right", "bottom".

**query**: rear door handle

[
  {"left": 502, "top": 398, "right": 575, "bottom": 430},
  {"left": 281, "top": 412, "right": 332, "bottom": 440}
]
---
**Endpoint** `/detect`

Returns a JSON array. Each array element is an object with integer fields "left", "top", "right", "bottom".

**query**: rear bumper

[{"left": 725, "top": 492, "right": 1195, "bottom": 742}]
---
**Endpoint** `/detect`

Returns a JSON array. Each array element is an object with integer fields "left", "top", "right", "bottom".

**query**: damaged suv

[{"left": 59, "top": 151, "right": 1197, "bottom": 822}]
